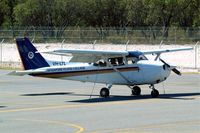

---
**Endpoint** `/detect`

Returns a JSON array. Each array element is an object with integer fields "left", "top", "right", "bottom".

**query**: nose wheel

[{"left": 150, "top": 85, "right": 159, "bottom": 98}]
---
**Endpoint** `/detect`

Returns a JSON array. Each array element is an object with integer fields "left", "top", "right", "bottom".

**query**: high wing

[
  {"left": 141, "top": 47, "right": 193, "bottom": 55},
  {"left": 38, "top": 47, "right": 193, "bottom": 63},
  {"left": 38, "top": 49, "right": 129, "bottom": 62}
]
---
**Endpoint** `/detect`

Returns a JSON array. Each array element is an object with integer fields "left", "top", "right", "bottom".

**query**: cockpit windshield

[
  {"left": 128, "top": 51, "right": 148, "bottom": 61},
  {"left": 127, "top": 51, "right": 148, "bottom": 64},
  {"left": 138, "top": 54, "right": 148, "bottom": 60}
]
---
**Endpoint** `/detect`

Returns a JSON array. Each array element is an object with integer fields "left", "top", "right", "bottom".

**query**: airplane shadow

[
  {"left": 21, "top": 92, "right": 74, "bottom": 96},
  {"left": 20, "top": 91, "right": 199, "bottom": 103},
  {"left": 69, "top": 92, "right": 200, "bottom": 103},
  {"left": 0, "top": 106, "right": 7, "bottom": 108}
]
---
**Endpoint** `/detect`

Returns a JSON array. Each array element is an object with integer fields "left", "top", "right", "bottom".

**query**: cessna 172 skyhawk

[{"left": 11, "top": 37, "right": 193, "bottom": 98}]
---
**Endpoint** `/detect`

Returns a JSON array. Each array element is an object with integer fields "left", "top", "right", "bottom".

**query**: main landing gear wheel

[
  {"left": 131, "top": 86, "right": 141, "bottom": 96},
  {"left": 100, "top": 88, "right": 110, "bottom": 98}
]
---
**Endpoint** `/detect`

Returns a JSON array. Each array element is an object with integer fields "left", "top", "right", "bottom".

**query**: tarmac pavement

[{"left": 0, "top": 70, "right": 199, "bottom": 133}]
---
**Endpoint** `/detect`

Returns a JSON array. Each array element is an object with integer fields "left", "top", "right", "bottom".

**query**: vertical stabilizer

[{"left": 16, "top": 37, "right": 50, "bottom": 70}]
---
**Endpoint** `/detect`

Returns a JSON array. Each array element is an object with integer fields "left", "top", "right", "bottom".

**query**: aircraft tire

[
  {"left": 132, "top": 86, "right": 141, "bottom": 96},
  {"left": 151, "top": 89, "right": 159, "bottom": 98},
  {"left": 100, "top": 88, "right": 110, "bottom": 98}
]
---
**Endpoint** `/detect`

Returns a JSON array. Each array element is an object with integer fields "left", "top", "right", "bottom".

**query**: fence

[{"left": 0, "top": 27, "right": 200, "bottom": 44}]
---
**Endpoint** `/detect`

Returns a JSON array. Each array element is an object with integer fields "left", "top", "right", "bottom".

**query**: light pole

[{"left": 61, "top": 39, "right": 65, "bottom": 61}]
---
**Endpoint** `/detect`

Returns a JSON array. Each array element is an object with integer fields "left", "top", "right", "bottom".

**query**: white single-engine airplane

[{"left": 11, "top": 37, "right": 193, "bottom": 98}]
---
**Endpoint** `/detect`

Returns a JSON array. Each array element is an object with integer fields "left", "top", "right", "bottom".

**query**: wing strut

[{"left": 105, "top": 60, "right": 134, "bottom": 85}]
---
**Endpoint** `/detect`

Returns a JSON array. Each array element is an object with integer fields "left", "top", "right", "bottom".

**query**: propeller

[{"left": 159, "top": 58, "right": 181, "bottom": 76}]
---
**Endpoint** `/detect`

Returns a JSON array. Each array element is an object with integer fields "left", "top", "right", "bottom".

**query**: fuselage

[{"left": 31, "top": 60, "right": 171, "bottom": 86}]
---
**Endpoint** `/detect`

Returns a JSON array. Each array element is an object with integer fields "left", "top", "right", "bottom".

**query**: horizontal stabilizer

[{"left": 8, "top": 69, "right": 46, "bottom": 76}]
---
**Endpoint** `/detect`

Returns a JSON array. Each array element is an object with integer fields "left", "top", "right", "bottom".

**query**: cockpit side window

[
  {"left": 127, "top": 57, "right": 137, "bottom": 64},
  {"left": 108, "top": 57, "right": 125, "bottom": 66}
]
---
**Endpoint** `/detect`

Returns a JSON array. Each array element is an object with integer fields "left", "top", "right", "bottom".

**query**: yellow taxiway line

[{"left": 14, "top": 119, "right": 84, "bottom": 133}]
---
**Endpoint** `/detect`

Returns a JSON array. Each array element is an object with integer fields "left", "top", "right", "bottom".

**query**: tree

[
  {"left": 82, "top": 0, "right": 128, "bottom": 27},
  {"left": 0, "top": 0, "right": 6, "bottom": 27},
  {"left": 14, "top": 0, "right": 55, "bottom": 27},
  {"left": 14, "top": 0, "right": 56, "bottom": 38},
  {"left": 192, "top": 0, "right": 200, "bottom": 27},
  {"left": 145, "top": 0, "right": 177, "bottom": 38},
  {"left": 52, "top": 0, "right": 83, "bottom": 37},
  {"left": 81, "top": 0, "right": 129, "bottom": 40},
  {"left": 173, "top": 0, "right": 199, "bottom": 27},
  {"left": 127, "top": 0, "right": 149, "bottom": 27}
]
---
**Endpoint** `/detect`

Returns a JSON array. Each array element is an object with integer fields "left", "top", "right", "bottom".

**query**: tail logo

[{"left": 28, "top": 52, "right": 34, "bottom": 59}]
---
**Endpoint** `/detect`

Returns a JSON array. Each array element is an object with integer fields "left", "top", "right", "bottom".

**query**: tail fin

[{"left": 16, "top": 37, "right": 50, "bottom": 70}]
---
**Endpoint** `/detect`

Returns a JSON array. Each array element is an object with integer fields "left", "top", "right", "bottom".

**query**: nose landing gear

[{"left": 149, "top": 85, "right": 159, "bottom": 98}]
